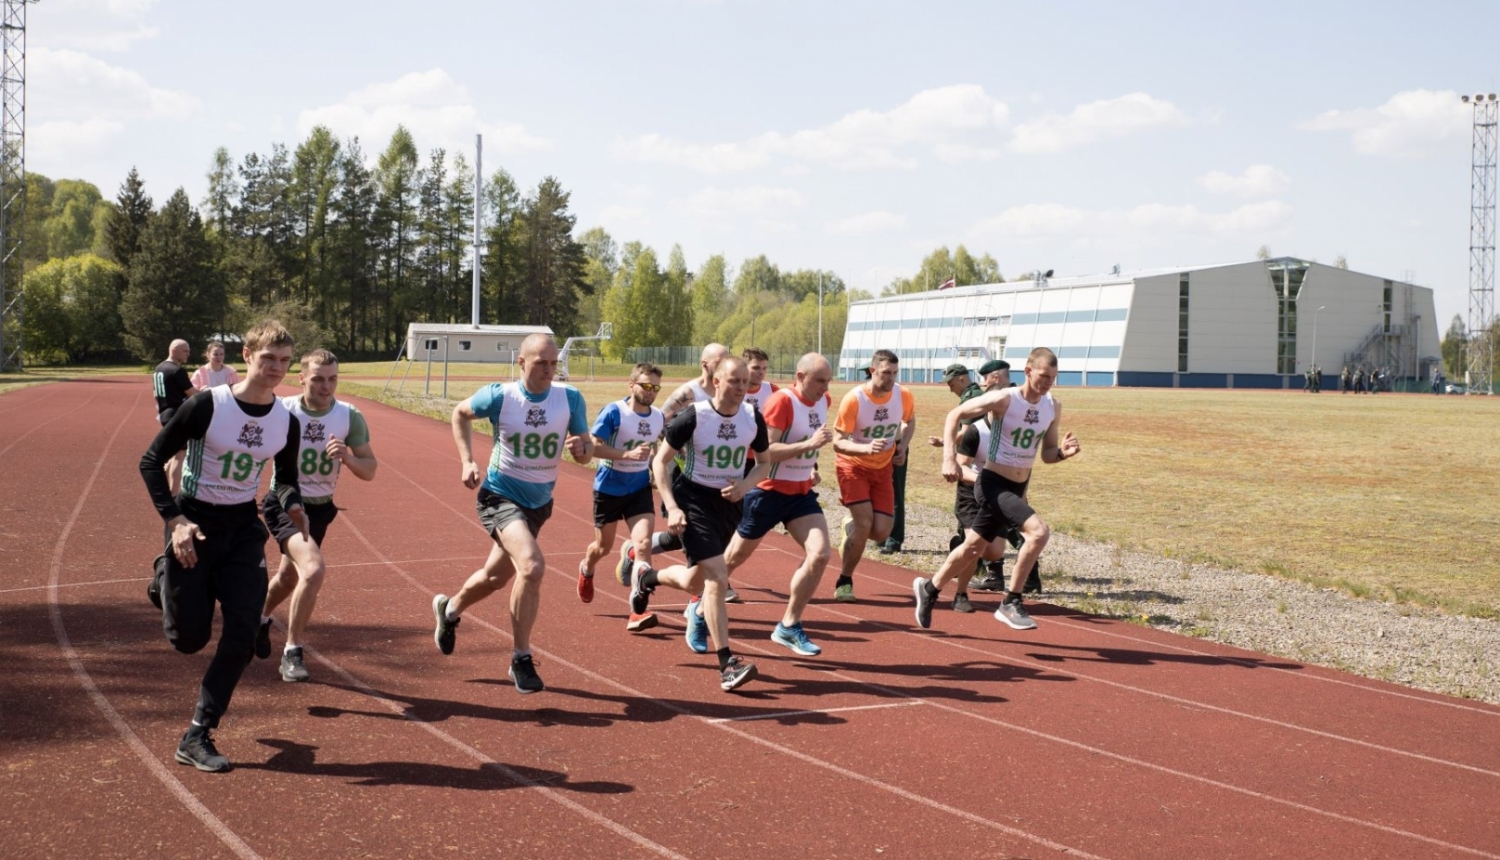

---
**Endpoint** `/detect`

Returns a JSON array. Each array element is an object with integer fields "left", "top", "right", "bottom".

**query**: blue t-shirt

[
  {"left": 591, "top": 398, "right": 663, "bottom": 496},
  {"left": 469, "top": 382, "right": 590, "bottom": 509}
]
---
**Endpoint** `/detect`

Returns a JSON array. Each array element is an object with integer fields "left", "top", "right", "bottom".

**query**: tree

[
  {"left": 512, "top": 176, "right": 588, "bottom": 335},
  {"left": 105, "top": 167, "right": 153, "bottom": 270},
  {"left": 21, "top": 254, "right": 125, "bottom": 362},
  {"left": 691, "top": 254, "right": 730, "bottom": 344},
  {"left": 479, "top": 167, "right": 521, "bottom": 326},
  {"left": 576, "top": 226, "right": 617, "bottom": 337},
  {"left": 325, "top": 138, "right": 379, "bottom": 352},
  {"left": 1334, "top": 254, "right": 1349, "bottom": 270},
  {"left": 880, "top": 244, "right": 1003, "bottom": 295},
  {"left": 289, "top": 127, "right": 342, "bottom": 306},
  {"left": 1442, "top": 315, "right": 1467, "bottom": 379},
  {"left": 201, "top": 148, "right": 237, "bottom": 235},
  {"left": 600, "top": 241, "right": 659, "bottom": 359},
  {"left": 43, "top": 180, "right": 110, "bottom": 259},
  {"left": 1256, "top": 245, "right": 1272, "bottom": 261},
  {"left": 373, "top": 126, "right": 421, "bottom": 350},
  {"left": 662, "top": 244, "right": 693, "bottom": 344},
  {"left": 120, "top": 189, "right": 225, "bottom": 359},
  {"left": 22, "top": 173, "right": 54, "bottom": 269}
]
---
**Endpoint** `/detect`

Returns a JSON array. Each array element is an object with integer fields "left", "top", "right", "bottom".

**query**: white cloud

[
  {"left": 30, "top": 118, "right": 126, "bottom": 164},
  {"left": 1010, "top": 92, "right": 1189, "bottom": 154},
  {"left": 1198, "top": 164, "right": 1291, "bottom": 198},
  {"left": 672, "top": 185, "right": 806, "bottom": 217},
  {"left": 298, "top": 70, "right": 551, "bottom": 158},
  {"left": 613, "top": 84, "right": 1010, "bottom": 173},
  {"left": 826, "top": 210, "right": 908, "bottom": 236},
  {"left": 47, "top": 0, "right": 160, "bottom": 52},
  {"left": 33, "top": 47, "right": 199, "bottom": 121},
  {"left": 969, "top": 200, "right": 1293, "bottom": 241},
  {"left": 1300, "top": 89, "right": 1469, "bottom": 157}
]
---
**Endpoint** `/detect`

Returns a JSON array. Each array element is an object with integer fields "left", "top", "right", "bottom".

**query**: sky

[{"left": 30, "top": 0, "right": 1500, "bottom": 330}]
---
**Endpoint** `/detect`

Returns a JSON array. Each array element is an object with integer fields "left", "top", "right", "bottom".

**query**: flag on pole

[{"left": 937, "top": 277, "right": 956, "bottom": 290}]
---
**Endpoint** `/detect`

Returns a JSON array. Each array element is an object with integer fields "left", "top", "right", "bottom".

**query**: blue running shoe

[
  {"left": 683, "top": 600, "right": 709, "bottom": 654},
  {"left": 771, "top": 622, "right": 821, "bottom": 656}
]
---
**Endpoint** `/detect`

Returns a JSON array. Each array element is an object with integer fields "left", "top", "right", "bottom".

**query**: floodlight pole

[
  {"left": 1464, "top": 92, "right": 1497, "bottom": 395},
  {"left": 817, "top": 272, "right": 823, "bottom": 355},
  {"left": 1311, "top": 305, "right": 1326, "bottom": 373},
  {"left": 472, "top": 134, "right": 482, "bottom": 327}
]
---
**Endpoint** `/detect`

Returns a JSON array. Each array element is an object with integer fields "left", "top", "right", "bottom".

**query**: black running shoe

[
  {"left": 913, "top": 577, "right": 937, "bottom": 629},
  {"left": 629, "top": 565, "right": 653, "bottom": 616},
  {"left": 433, "top": 594, "right": 459, "bottom": 655},
  {"left": 1023, "top": 561, "right": 1043, "bottom": 594},
  {"left": 509, "top": 654, "right": 544, "bottom": 694},
  {"left": 952, "top": 592, "right": 974, "bottom": 613},
  {"left": 280, "top": 646, "right": 309, "bottom": 682},
  {"left": 254, "top": 619, "right": 272, "bottom": 660},
  {"left": 147, "top": 555, "right": 165, "bottom": 609},
  {"left": 175, "top": 727, "right": 230, "bottom": 773},
  {"left": 718, "top": 656, "right": 758, "bottom": 692}
]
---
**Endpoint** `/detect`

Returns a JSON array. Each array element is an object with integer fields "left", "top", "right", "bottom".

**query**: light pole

[{"left": 1311, "top": 305, "right": 1326, "bottom": 380}]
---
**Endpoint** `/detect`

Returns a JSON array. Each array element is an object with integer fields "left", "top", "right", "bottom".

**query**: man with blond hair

[
  {"left": 432, "top": 334, "right": 593, "bottom": 695},
  {"left": 140, "top": 320, "right": 308, "bottom": 773},
  {"left": 257, "top": 349, "right": 378, "bottom": 682}
]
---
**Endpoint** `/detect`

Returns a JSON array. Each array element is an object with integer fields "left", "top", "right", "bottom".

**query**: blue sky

[{"left": 33, "top": 0, "right": 1500, "bottom": 329}]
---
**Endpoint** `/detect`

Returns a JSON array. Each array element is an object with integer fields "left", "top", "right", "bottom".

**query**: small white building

[
  {"left": 838, "top": 258, "right": 1440, "bottom": 389},
  {"left": 404, "top": 323, "right": 554, "bottom": 363}
]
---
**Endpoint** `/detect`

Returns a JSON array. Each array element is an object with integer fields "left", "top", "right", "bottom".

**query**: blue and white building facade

[{"left": 838, "top": 258, "right": 1439, "bottom": 388}]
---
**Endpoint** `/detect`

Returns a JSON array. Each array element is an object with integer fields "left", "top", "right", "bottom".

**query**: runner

[
  {"left": 139, "top": 320, "right": 306, "bottom": 773},
  {"left": 577, "top": 362, "right": 665, "bottom": 634},
  {"left": 430, "top": 334, "right": 593, "bottom": 695},
  {"left": 257, "top": 349, "right": 378, "bottom": 682},
  {"left": 631, "top": 356, "right": 771, "bottom": 690},
  {"left": 912, "top": 347, "right": 1081, "bottom": 632},
  {"left": 720, "top": 352, "right": 835, "bottom": 655},
  {"left": 831, "top": 349, "right": 915, "bottom": 602},
  {"left": 152, "top": 338, "right": 197, "bottom": 495}
]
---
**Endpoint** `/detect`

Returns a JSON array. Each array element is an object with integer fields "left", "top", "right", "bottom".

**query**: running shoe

[
  {"left": 509, "top": 654, "right": 545, "bottom": 693},
  {"left": 615, "top": 542, "right": 634, "bottom": 587},
  {"left": 719, "top": 656, "right": 758, "bottom": 691},
  {"left": 969, "top": 572, "right": 1007, "bottom": 592},
  {"left": 432, "top": 594, "right": 460, "bottom": 655},
  {"left": 913, "top": 577, "right": 937, "bottom": 629},
  {"left": 147, "top": 554, "right": 165, "bottom": 609},
  {"left": 994, "top": 596, "right": 1038, "bottom": 631},
  {"left": 577, "top": 560, "right": 594, "bottom": 604},
  {"left": 951, "top": 592, "right": 974, "bottom": 613},
  {"left": 629, "top": 563, "right": 653, "bottom": 615},
  {"left": 771, "top": 622, "right": 822, "bottom": 656},
  {"left": 834, "top": 582, "right": 856, "bottom": 603},
  {"left": 280, "top": 646, "right": 309, "bottom": 682},
  {"left": 626, "top": 611, "right": 658, "bottom": 632},
  {"left": 724, "top": 586, "right": 742, "bottom": 604},
  {"left": 255, "top": 619, "right": 273, "bottom": 660},
  {"left": 175, "top": 727, "right": 230, "bottom": 773},
  {"left": 683, "top": 601, "right": 709, "bottom": 653}
]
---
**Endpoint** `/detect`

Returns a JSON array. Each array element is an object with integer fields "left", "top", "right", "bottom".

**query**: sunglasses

[{"left": 633, "top": 381, "right": 662, "bottom": 391}]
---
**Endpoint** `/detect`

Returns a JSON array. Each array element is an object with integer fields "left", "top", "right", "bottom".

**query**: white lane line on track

[
  {"left": 2, "top": 576, "right": 148, "bottom": 594},
  {"left": 356, "top": 402, "right": 1500, "bottom": 856},
  {"left": 336, "top": 510, "right": 1116, "bottom": 860},
  {"left": 746, "top": 539, "right": 1500, "bottom": 774},
  {"left": 0, "top": 391, "right": 99, "bottom": 461},
  {"left": 705, "top": 700, "right": 928, "bottom": 724},
  {"left": 46, "top": 389, "right": 262, "bottom": 860}
]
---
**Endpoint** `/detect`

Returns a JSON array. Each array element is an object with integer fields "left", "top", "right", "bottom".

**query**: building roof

[{"left": 405, "top": 323, "right": 553, "bottom": 335}]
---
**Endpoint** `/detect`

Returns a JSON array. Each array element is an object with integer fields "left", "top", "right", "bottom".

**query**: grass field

[{"left": 10, "top": 359, "right": 1499, "bottom": 617}]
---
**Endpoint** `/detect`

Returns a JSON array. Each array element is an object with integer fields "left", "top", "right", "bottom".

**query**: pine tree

[
  {"left": 120, "top": 189, "right": 225, "bottom": 359},
  {"left": 104, "top": 167, "right": 152, "bottom": 269}
]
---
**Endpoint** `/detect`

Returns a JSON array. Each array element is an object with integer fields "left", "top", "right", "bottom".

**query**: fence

[{"left": 626, "top": 346, "right": 841, "bottom": 381}]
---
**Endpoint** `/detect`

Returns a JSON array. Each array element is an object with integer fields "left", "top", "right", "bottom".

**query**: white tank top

[
  {"left": 987, "top": 391, "right": 1056, "bottom": 469},
  {"left": 281, "top": 397, "right": 352, "bottom": 500},
  {"left": 765, "top": 390, "right": 827, "bottom": 485},
  {"left": 488, "top": 383, "right": 572, "bottom": 485},
  {"left": 744, "top": 381, "right": 777, "bottom": 413},
  {"left": 603, "top": 399, "right": 664, "bottom": 474},
  {"left": 680, "top": 400, "right": 760, "bottom": 488},
  {"left": 848, "top": 383, "right": 904, "bottom": 446},
  {"left": 180, "top": 385, "right": 292, "bottom": 505}
]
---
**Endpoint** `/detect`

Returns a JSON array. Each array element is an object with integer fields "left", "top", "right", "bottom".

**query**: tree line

[{"left": 18, "top": 124, "right": 1002, "bottom": 366}]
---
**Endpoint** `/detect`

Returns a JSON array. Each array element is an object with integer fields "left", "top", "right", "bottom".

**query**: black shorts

[
  {"left": 263, "top": 495, "right": 338, "bottom": 548},
  {"left": 674, "top": 477, "right": 742, "bottom": 566},
  {"left": 594, "top": 484, "right": 654, "bottom": 528},
  {"left": 970, "top": 469, "right": 1034, "bottom": 543},
  {"left": 737, "top": 487, "right": 822, "bottom": 540},
  {"left": 477, "top": 488, "right": 552, "bottom": 538},
  {"left": 954, "top": 480, "right": 980, "bottom": 532}
]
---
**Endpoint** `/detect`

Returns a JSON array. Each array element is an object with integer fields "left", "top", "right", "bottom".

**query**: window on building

[
  {"left": 1382, "top": 281, "right": 1393, "bottom": 333},
  {"left": 458, "top": 340, "right": 472, "bottom": 351},
  {"left": 423, "top": 339, "right": 439, "bottom": 351},
  {"left": 1178, "top": 273, "right": 1190, "bottom": 372},
  {"left": 1268, "top": 260, "right": 1309, "bottom": 374}
]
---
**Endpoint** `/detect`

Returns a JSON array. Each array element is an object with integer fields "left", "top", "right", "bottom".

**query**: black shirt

[{"left": 152, "top": 360, "right": 194, "bottom": 414}]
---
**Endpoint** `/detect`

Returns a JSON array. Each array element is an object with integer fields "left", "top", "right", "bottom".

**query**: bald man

[
  {"left": 152, "top": 339, "right": 198, "bottom": 493},
  {"left": 432, "top": 334, "right": 594, "bottom": 694}
]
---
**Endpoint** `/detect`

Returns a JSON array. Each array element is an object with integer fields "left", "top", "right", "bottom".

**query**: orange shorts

[{"left": 836, "top": 459, "right": 894, "bottom": 517}]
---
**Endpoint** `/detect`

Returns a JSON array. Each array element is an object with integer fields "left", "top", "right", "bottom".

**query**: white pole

[
  {"left": 472, "top": 134, "right": 483, "bottom": 327},
  {"left": 818, "top": 272, "right": 824, "bottom": 355}
]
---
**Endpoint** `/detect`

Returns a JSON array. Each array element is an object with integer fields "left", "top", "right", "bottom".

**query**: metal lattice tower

[
  {"left": 1464, "top": 92, "right": 1498, "bottom": 395},
  {"left": 0, "top": 0, "right": 30, "bottom": 373}
]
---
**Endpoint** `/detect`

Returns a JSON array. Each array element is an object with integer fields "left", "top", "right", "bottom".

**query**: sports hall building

[{"left": 837, "top": 257, "right": 1440, "bottom": 388}]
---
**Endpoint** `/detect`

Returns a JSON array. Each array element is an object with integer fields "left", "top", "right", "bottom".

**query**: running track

[{"left": 2, "top": 377, "right": 1496, "bottom": 860}]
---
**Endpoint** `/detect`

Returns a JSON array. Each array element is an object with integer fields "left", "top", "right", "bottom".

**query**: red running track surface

[{"left": 1, "top": 378, "right": 1497, "bottom": 860}]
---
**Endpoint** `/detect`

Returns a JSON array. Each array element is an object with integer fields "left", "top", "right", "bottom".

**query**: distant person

[
  {"left": 258, "top": 349, "right": 378, "bottom": 683},
  {"left": 430, "top": 334, "right": 593, "bottom": 695},
  {"left": 139, "top": 321, "right": 307, "bottom": 773},
  {"left": 152, "top": 339, "right": 198, "bottom": 493},
  {"left": 1340, "top": 365, "right": 1351, "bottom": 394},
  {"left": 190, "top": 341, "right": 241, "bottom": 390}
]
